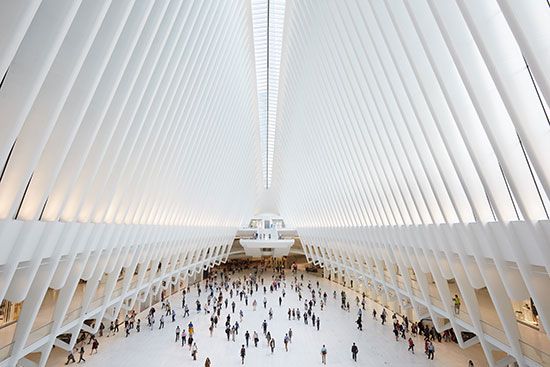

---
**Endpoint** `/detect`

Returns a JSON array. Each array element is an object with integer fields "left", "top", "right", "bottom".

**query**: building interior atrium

[{"left": 0, "top": 0, "right": 550, "bottom": 366}]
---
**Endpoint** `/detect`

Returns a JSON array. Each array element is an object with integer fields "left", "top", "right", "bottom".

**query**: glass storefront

[
  {"left": 0, "top": 300, "right": 22, "bottom": 327},
  {"left": 513, "top": 298, "right": 539, "bottom": 329},
  {"left": 272, "top": 219, "right": 285, "bottom": 229},
  {"left": 249, "top": 219, "right": 262, "bottom": 228}
]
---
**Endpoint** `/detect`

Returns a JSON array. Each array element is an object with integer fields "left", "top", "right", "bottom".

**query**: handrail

[
  {"left": 318, "top": 258, "right": 550, "bottom": 365},
  {"left": 0, "top": 342, "right": 12, "bottom": 362}
]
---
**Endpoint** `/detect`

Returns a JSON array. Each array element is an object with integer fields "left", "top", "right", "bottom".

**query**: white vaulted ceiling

[
  {"left": 1, "top": 1, "right": 550, "bottom": 366},
  {"left": 0, "top": 0, "right": 260, "bottom": 227},
  {"left": 270, "top": 1, "right": 550, "bottom": 366}
]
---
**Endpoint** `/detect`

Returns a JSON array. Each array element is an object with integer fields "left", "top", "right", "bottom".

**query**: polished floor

[{"left": 45, "top": 270, "right": 488, "bottom": 367}]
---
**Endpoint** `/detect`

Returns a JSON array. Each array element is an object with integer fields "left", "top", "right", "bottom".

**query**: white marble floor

[{"left": 46, "top": 270, "right": 488, "bottom": 367}]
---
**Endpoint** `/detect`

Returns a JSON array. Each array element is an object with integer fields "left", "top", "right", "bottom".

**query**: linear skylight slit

[{"left": 251, "top": 0, "right": 286, "bottom": 189}]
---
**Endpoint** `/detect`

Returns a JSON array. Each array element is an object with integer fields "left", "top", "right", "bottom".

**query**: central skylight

[{"left": 251, "top": 0, "right": 286, "bottom": 189}]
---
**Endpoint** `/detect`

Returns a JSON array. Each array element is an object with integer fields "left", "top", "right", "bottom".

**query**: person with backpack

[{"left": 351, "top": 343, "right": 359, "bottom": 362}]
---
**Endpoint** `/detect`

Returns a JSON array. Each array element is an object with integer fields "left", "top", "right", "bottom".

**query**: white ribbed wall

[
  {"left": 272, "top": 1, "right": 550, "bottom": 366},
  {"left": 1, "top": 0, "right": 550, "bottom": 367},
  {"left": 0, "top": 1, "right": 260, "bottom": 366}
]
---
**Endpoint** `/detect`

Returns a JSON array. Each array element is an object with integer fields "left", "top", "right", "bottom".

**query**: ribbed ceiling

[{"left": 1, "top": 2, "right": 550, "bottom": 365}]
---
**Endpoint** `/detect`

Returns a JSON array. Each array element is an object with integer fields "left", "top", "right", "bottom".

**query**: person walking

[
  {"left": 453, "top": 295, "right": 461, "bottom": 315},
  {"left": 191, "top": 343, "right": 198, "bottom": 360},
  {"left": 65, "top": 350, "right": 76, "bottom": 365},
  {"left": 321, "top": 345, "right": 327, "bottom": 365},
  {"left": 468, "top": 361, "right": 474, "bottom": 367},
  {"left": 245, "top": 330, "right": 250, "bottom": 347},
  {"left": 266, "top": 331, "right": 272, "bottom": 347},
  {"left": 427, "top": 341, "right": 435, "bottom": 360},
  {"left": 253, "top": 331, "right": 259, "bottom": 347},
  {"left": 240, "top": 344, "right": 246, "bottom": 364},
  {"left": 91, "top": 339, "right": 99, "bottom": 355},
  {"left": 205, "top": 357, "right": 211, "bottom": 367},
  {"left": 351, "top": 343, "right": 358, "bottom": 362},
  {"left": 181, "top": 329, "right": 187, "bottom": 347},
  {"left": 284, "top": 334, "right": 290, "bottom": 351},
  {"left": 188, "top": 335, "right": 194, "bottom": 350},
  {"left": 184, "top": 305, "right": 190, "bottom": 317},
  {"left": 77, "top": 347, "right": 86, "bottom": 363},
  {"left": 269, "top": 338, "right": 275, "bottom": 354},
  {"left": 408, "top": 337, "right": 415, "bottom": 354},
  {"left": 176, "top": 326, "right": 181, "bottom": 342}
]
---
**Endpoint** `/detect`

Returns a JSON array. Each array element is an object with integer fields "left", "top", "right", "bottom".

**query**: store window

[
  {"left": 249, "top": 219, "right": 262, "bottom": 228},
  {"left": 0, "top": 300, "right": 22, "bottom": 327},
  {"left": 513, "top": 298, "right": 539, "bottom": 329}
]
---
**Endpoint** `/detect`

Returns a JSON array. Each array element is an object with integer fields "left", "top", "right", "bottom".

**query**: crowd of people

[{"left": 61, "top": 259, "right": 476, "bottom": 366}]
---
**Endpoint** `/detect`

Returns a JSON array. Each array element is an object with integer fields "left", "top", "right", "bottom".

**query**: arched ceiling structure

[
  {"left": 0, "top": 1, "right": 550, "bottom": 366},
  {"left": 271, "top": 1, "right": 550, "bottom": 366}
]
